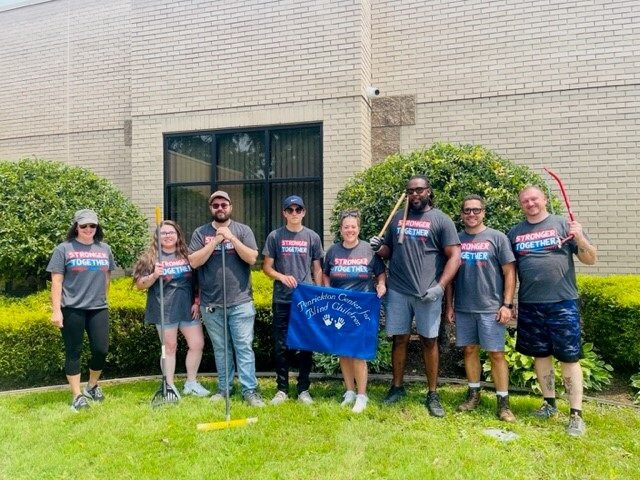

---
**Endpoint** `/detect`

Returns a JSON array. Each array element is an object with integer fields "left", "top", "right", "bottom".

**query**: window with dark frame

[{"left": 163, "top": 124, "right": 323, "bottom": 250}]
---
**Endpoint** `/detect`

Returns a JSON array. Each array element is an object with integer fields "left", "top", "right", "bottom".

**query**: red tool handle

[{"left": 544, "top": 167, "right": 574, "bottom": 242}]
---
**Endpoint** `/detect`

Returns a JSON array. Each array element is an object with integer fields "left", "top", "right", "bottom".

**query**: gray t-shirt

[
  {"left": 262, "top": 226, "right": 324, "bottom": 304},
  {"left": 454, "top": 228, "right": 515, "bottom": 313},
  {"left": 384, "top": 207, "right": 460, "bottom": 297},
  {"left": 46, "top": 240, "right": 116, "bottom": 310},
  {"left": 142, "top": 251, "right": 194, "bottom": 325},
  {"left": 323, "top": 240, "right": 385, "bottom": 292},
  {"left": 507, "top": 214, "right": 585, "bottom": 303},
  {"left": 189, "top": 220, "right": 257, "bottom": 308}
]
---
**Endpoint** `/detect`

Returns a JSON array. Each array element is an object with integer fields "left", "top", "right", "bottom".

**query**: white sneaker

[
  {"left": 297, "top": 390, "right": 314, "bottom": 405},
  {"left": 270, "top": 390, "right": 288, "bottom": 405},
  {"left": 340, "top": 390, "right": 356, "bottom": 407},
  {"left": 210, "top": 392, "right": 224, "bottom": 402},
  {"left": 352, "top": 394, "right": 368, "bottom": 413},
  {"left": 183, "top": 380, "right": 210, "bottom": 397}
]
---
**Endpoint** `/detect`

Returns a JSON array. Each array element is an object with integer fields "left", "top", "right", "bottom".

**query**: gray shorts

[
  {"left": 155, "top": 317, "right": 201, "bottom": 331},
  {"left": 455, "top": 311, "right": 506, "bottom": 351},
  {"left": 385, "top": 288, "right": 442, "bottom": 338}
]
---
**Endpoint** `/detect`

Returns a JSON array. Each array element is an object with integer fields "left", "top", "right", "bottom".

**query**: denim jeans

[
  {"left": 272, "top": 302, "right": 312, "bottom": 394},
  {"left": 201, "top": 301, "right": 258, "bottom": 395}
]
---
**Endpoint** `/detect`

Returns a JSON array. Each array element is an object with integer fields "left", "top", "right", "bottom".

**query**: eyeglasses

[
  {"left": 285, "top": 207, "right": 304, "bottom": 214},
  {"left": 462, "top": 208, "right": 484, "bottom": 215},
  {"left": 160, "top": 231, "right": 177, "bottom": 236},
  {"left": 406, "top": 187, "right": 428, "bottom": 195},
  {"left": 78, "top": 224, "right": 97, "bottom": 229},
  {"left": 340, "top": 210, "right": 360, "bottom": 219},
  {"left": 210, "top": 202, "right": 230, "bottom": 210}
]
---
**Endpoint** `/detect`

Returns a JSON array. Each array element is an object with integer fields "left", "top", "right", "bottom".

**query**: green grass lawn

[{"left": 1, "top": 379, "right": 638, "bottom": 480}]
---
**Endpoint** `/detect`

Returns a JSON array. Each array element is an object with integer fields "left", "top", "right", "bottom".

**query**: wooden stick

[
  {"left": 397, "top": 196, "right": 410, "bottom": 244},
  {"left": 377, "top": 192, "right": 406, "bottom": 237}
]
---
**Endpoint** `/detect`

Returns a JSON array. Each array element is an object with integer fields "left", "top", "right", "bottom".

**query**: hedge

[
  {"left": 578, "top": 274, "right": 640, "bottom": 371},
  {"left": 0, "top": 274, "right": 275, "bottom": 390},
  {"left": 3, "top": 273, "right": 638, "bottom": 389}
]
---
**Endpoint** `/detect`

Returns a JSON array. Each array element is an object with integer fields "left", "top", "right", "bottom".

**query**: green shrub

[
  {"left": 330, "top": 142, "right": 561, "bottom": 240},
  {"left": 577, "top": 275, "right": 640, "bottom": 371},
  {"left": 313, "top": 331, "right": 392, "bottom": 375},
  {"left": 481, "top": 333, "right": 613, "bottom": 394},
  {"left": 631, "top": 367, "right": 640, "bottom": 404},
  {"left": 0, "top": 273, "right": 275, "bottom": 390},
  {"left": 0, "top": 158, "right": 148, "bottom": 291}
]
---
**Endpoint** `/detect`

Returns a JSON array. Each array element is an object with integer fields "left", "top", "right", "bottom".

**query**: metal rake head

[{"left": 151, "top": 382, "right": 180, "bottom": 407}]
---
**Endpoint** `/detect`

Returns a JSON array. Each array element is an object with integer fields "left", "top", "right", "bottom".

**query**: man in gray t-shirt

[
  {"left": 262, "top": 195, "right": 323, "bottom": 405},
  {"left": 189, "top": 190, "right": 264, "bottom": 407},
  {"left": 444, "top": 195, "right": 516, "bottom": 422},
  {"left": 369, "top": 175, "right": 460, "bottom": 417},
  {"left": 508, "top": 185, "right": 597, "bottom": 436}
]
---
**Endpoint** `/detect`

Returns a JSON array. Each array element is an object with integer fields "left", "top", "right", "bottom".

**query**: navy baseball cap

[{"left": 282, "top": 195, "right": 305, "bottom": 209}]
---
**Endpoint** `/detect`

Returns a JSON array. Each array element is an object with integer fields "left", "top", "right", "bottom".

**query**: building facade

[{"left": 1, "top": 0, "right": 638, "bottom": 273}]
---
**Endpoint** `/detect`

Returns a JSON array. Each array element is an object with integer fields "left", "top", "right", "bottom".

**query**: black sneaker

[
  {"left": 382, "top": 385, "right": 407, "bottom": 405},
  {"left": 425, "top": 391, "right": 445, "bottom": 417},
  {"left": 70, "top": 394, "right": 90, "bottom": 412},
  {"left": 83, "top": 383, "right": 105, "bottom": 402}
]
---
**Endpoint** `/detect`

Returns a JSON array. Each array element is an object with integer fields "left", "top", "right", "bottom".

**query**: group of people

[{"left": 48, "top": 174, "right": 596, "bottom": 436}]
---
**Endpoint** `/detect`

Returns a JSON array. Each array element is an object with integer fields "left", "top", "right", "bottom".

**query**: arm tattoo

[{"left": 564, "top": 376, "right": 573, "bottom": 395}]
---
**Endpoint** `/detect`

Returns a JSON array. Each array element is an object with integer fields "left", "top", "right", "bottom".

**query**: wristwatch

[{"left": 502, "top": 303, "right": 514, "bottom": 309}]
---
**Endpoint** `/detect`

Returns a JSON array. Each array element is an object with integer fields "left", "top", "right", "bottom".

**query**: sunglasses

[
  {"left": 340, "top": 209, "right": 360, "bottom": 219},
  {"left": 210, "top": 202, "right": 230, "bottom": 210},
  {"left": 285, "top": 206, "right": 304, "bottom": 214},
  {"left": 462, "top": 208, "right": 484, "bottom": 215},
  {"left": 78, "top": 223, "right": 97, "bottom": 229},
  {"left": 406, "top": 187, "right": 428, "bottom": 195}
]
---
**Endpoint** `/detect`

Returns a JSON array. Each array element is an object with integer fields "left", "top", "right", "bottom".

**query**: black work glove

[{"left": 369, "top": 235, "right": 384, "bottom": 252}]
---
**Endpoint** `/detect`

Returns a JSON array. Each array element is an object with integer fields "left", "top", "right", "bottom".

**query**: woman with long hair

[
  {"left": 134, "top": 220, "right": 209, "bottom": 398},
  {"left": 322, "top": 209, "right": 386, "bottom": 413},
  {"left": 47, "top": 209, "right": 115, "bottom": 412}
]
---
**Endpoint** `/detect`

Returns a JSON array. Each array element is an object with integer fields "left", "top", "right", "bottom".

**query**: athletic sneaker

[
  {"left": 382, "top": 385, "right": 407, "bottom": 405},
  {"left": 352, "top": 394, "right": 368, "bottom": 413},
  {"left": 83, "top": 384, "right": 105, "bottom": 402},
  {"left": 70, "top": 394, "right": 90, "bottom": 412},
  {"left": 243, "top": 390, "right": 266, "bottom": 407},
  {"left": 270, "top": 390, "right": 288, "bottom": 405},
  {"left": 341, "top": 390, "right": 356, "bottom": 407},
  {"left": 183, "top": 380, "right": 211, "bottom": 397},
  {"left": 425, "top": 391, "right": 445, "bottom": 418},
  {"left": 532, "top": 401, "right": 558, "bottom": 419},
  {"left": 209, "top": 392, "right": 224, "bottom": 402},
  {"left": 166, "top": 384, "right": 181, "bottom": 401},
  {"left": 297, "top": 390, "right": 314, "bottom": 405},
  {"left": 566, "top": 413, "right": 586, "bottom": 437}
]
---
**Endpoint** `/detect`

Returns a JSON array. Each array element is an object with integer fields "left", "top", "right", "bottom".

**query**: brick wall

[
  {"left": 372, "top": 0, "right": 640, "bottom": 273},
  {"left": 0, "top": 0, "right": 132, "bottom": 195}
]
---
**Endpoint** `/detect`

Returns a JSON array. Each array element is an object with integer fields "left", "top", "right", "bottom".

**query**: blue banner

[{"left": 287, "top": 283, "right": 381, "bottom": 360}]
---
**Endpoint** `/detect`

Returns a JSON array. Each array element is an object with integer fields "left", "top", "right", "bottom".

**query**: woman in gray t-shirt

[
  {"left": 133, "top": 220, "right": 210, "bottom": 399},
  {"left": 46, "top": 209, "right": 115, "bottom": 412},
  {"left": 322, "top": 210, "right": 386, "bottom": 413}
]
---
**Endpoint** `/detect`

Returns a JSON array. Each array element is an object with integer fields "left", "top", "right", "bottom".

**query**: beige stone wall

[
  {"left": 371, "top": 0, "right": 640, "bottom": 274},
  {"left": 1, "top": 0, "right": 638, "bottom": 272},
  {"left": 0, "top": 0, "right": 132, "bottom": 195}
]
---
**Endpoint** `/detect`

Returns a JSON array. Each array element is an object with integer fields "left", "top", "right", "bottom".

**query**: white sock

[
  {"left": 468, "top": 382, "right": 481, "bottom": 389},
  {"left": 496, "top": 391, "right": 508, "bottom": 397}
]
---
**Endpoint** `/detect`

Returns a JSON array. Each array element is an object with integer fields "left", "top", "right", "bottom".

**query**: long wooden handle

[
  {"left": 397, "top": 196, "right": 410, "bottom": 244},
  {"left": 378, "top": 192, "right": 407, "bottom": 237}
]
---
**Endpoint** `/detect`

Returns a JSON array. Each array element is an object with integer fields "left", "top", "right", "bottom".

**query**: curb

[{"left": 1, "top": 372, "right": 638, "bottom": 409}]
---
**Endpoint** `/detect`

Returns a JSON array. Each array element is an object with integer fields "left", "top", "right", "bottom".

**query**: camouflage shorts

[{"left": 516, "top": 299, "right": 582, "bottom": 363}]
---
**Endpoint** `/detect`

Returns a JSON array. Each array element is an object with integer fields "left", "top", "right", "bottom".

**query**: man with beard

[
  {"left": 370, "top": 176, "right": 460, "bottom": 416},
  {"left": 508, "top": 186, "right": 597, "bottom": 436},
  {"left": 189, "top": 191, "right": 265, "bottom": 407}
]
